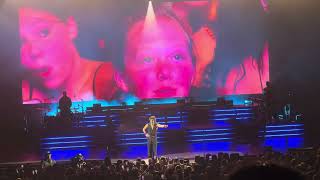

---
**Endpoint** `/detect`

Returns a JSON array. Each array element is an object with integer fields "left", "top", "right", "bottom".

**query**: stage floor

[{"left": 0, "top": 151, "right": 245, "bottom": 166}]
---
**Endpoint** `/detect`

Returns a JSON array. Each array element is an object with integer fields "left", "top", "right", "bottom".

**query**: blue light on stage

[
  {"left": 44, "top": 145, "right": 89, "bottom": 150},
  {"left": 263, "top": 122, "right": 304, "bottom": 152},
  {"left": 189, "top": 133, "right": 232, "bottom": 137},
  {"left": 121, "top": 132, "right": 144, "bottom": 136},
  {"left": 143, "top": 98, "right": 178, "bottom": 105},
  {"left": 42, "top": 136, "right": 91, "bottom": 140},
  {"left": 120, "top": 141, "right": 166, "bottom": 146},
  {"left": 83, "top": 125, "right": 107, "bottom": 128},
  {"left": 84, "top": 116, "right": 106, "bottom": 119},
  {"left": 236, "top": 117, "right": 252, "bottom": 120},
  {"left": 188, "top": 138, "right": 232, "bottom": 142},
  {"left": 213, "top": 113, "right": 236, "bottom": 117},
  {"left": 120, "top": 137, "right": 146, "bottom": 141},
  {"left": 210, "top": 117, "right": 232, "bottom": 121},
  {"left": 121, "top": 142, "right": 148, "bottom": 145},
  {"left": 189, "top": 141, "right": 232, "bottom": 152},
  {"left": 49, "top": 148, "right": 90, "bottom": 161},
  {"left": 235, "top": 108, "right": 253, "bottom": 111},
  {"left": 224, "top": 95, "right": 248, "bottom": 105},
  {"left": 237, "top": 112, "right": 253, "bottom": 115},
  {"left": 120, "top": 144, "right": 165, "bottom": 158},
  {"left": 264, "top": 136, "right": 304, "bottom": 153},
  {"left": 121, "top": 145, "right": 147, "bottom": 158},
  {"left": 287, "top": 137, "right": 304, "bottom": 148},
  {"left": 80, "top": 120, "right": 105, "bottom": 123},
  {"left": 46, "top": 99, "right": 123, "bottom": 116},
  {"left": 188, "top": 128, "right": 232, "bottom": 132},
  {"left": 213, "top": 109, "right": 236, "bottom": 112},
  {"left": 123, "top": 94, "right": 179, "bottom": 106},
  {"left": 264, "top": 133, "right": 303, "bottom": 138},
  {"left": 166, "top": 120, "right": 185, "bottom": 123},
  {"left": 120, "top": 137, "right": 165, "bottom": 141},
  {"left": 164, "top": 123, "right": 183, "bottom": 129},
  {"left": 167, "top": 116, "right": 187, "bottom": 119},
  {"left": 154, "top": 116, "right": 187, "bottom": 120},
  {"left": 212, "top": 108, "right": 252, "bottom": 112},
  {"left": 266, "top": 124, "right": 303, "bottom": 128},
  {"left": 42, "top": 140, "right": 91, "bottom": 145},
  {"left": 41, "top": 136, "right": 92, "bottom": 153},
  {"left": 262, "top": 129, "right": 304, "bottom": 133}
]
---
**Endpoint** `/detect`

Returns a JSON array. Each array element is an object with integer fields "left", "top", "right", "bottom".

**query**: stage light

[
  {"left": 140, "top": 0, "right": 159, "bottom": 43},
  {"left": 144, "top": 0, "right": 156, "bottom": 28}
]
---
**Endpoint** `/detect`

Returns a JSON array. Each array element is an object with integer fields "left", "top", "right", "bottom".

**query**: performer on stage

[
  {"left": 263, "top": 81, "right": 273, "bottom": 123},
  {"left": 142, "top": 116, "right": 168, "bottom": 159},
  {"left": 58, "top": 91, "right": 72, "bottom": 126}
]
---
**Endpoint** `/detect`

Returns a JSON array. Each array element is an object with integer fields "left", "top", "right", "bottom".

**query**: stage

[{"left": 17, "top": 102, "right": 304, "bottom": 162}]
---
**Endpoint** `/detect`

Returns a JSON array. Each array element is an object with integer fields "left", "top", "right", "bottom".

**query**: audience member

[{"left": 9, "top": 147, "right": 320, "bottom": 180}]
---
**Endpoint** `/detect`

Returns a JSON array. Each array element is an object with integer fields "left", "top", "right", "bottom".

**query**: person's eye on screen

[
  {"left": 170, "top": 54, "right": 184, "bottom": 61},
  {"left": 38, "top": 28, "right": 50, "bottom": 38},
  {"left": 143, "top": 57, "right": 153, "bottom": 63}
]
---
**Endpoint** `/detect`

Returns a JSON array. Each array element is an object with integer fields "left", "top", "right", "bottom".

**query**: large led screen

[{"left": 19, "top": 0, "right": 269, "bottom": 104}]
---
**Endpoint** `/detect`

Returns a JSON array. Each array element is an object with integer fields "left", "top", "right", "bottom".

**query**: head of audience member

[
  {"left": 229, "top": 164, "right": 304, "bottom": 180},
  {"left": 44, "top": 151, "right": 52, "bottom": 160}
]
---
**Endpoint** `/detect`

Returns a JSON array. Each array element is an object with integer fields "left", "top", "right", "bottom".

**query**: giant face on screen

[{"left": 19, "top": 0, "right": 269, "bottom": 104}]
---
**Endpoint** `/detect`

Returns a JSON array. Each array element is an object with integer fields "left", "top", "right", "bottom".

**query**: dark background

[{"left": 268, "top": 0, "right": 320, "bottom": 146}]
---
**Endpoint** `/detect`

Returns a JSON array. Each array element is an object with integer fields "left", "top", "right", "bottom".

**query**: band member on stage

[
  {"left": 142, "top": 116, "right": 168, "bottom": 159},
  {"left": 263, "top": 81, "right": 273, "bottom": 122},
  {"left": 58, "top": 91, "right": 72, "bottom": 126}
]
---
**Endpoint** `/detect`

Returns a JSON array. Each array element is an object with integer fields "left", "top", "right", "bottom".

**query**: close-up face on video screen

[
  {"left": 19, "top": 8, "right": 76, "bottom": 90},
  {"left": 123, "top": 15, "right": 195, "bottom": 99},
  {"left": 18, "top": 0, "right": 269, "bottom": 104}
]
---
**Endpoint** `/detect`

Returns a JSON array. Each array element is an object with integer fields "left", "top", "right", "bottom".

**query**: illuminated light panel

[
  {"left": 120, "top": 137, "right": 165, "bottom": 141},
  {"left": 188, "top": 128, "right": 231, "bottom": 132},
  {"left": 120, "top": 141, "right": 166, "bottom": 146},
  {"left": 264, "top": 133, "right": 303, "bottom": 138},
  {"left": 84, "top": 115, "right": 106, "bottom": 119},
  {"left": 188, "top": 133, "right": 232, "bottom": 137},
  {"left": 261, "top": 129, "right": 304, "bottom": 133},
  {"left": 42, "top": 140, "right": 91, "bottom": 145},
  {"left": 43, "top": 145, "right": 89, "bottom": 150},
  {"left": 42, "top": 136, "right": 91, "bottom": 140},
  {"left": 209, "top": 117, "right": 232, "bottom": 121},
  {"left": 188, "top": 137, "right": 232, "bottom": 142},
  {"left": 80, "top": 120, "right": 105, "bottom": 123},
  {"left": 212, "top": 113, "right": 236, "bottom": 116},
  {"left": 266, "top": 124, "right": 303, "bottom": 128}
]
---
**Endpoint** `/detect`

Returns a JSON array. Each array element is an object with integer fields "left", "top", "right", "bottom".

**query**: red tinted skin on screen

[
  {"left": 168, "top": 1, "right": 216, "bottom": 88},
  {"left": 20, "top": 8, "right": 75, "bottom": 90},
  {"left": 123, "top": 16, "right": 195, "bottom": 99},
  {"left": 216, "top": 43, "right": 270, "bottom": 95},
  {"left": 20, "top": 8, "right": 108, "bottom": 103},
  {"left": 171, "top": 0, "right": 269, "bottom": 95}
]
